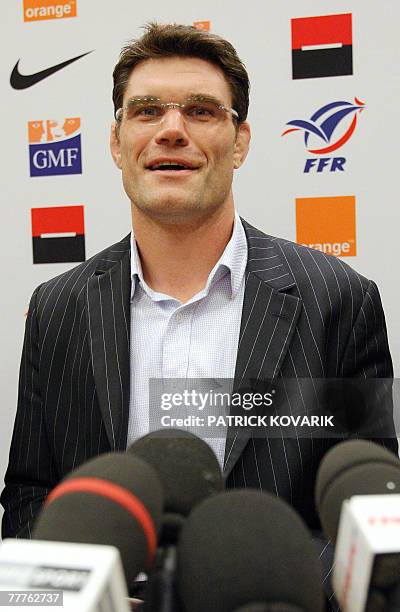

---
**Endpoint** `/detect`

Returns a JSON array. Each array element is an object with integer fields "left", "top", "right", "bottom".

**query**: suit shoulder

[
  {"left": 276, "top": 236, "right": 370, "bottom": 290},
  {"left": 33, "top": 234, "right": 131, "bottom": 307},
  {"left": 242, "top": 218, "right": 371, "bottom": 298}
]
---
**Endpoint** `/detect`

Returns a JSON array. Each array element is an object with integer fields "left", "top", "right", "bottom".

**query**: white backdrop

[{"left": 2, "top": 1, "right": 400, "bottom": 522}]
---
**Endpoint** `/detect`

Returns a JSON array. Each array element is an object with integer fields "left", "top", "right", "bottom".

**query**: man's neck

[{"left": 131, "top": 204, "right": 235, "bottom": 303}]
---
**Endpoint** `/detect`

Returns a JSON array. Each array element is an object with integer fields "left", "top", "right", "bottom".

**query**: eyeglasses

[{"left": 115, "top": 95, "right": 239, "bottom": 126}]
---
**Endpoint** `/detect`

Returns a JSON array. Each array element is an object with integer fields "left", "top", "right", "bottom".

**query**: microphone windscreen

[
  {"left": 33, "top": 452, "right": 163, "bottom": 587},
  {"left": 177, "top": 490, "right": 324, "bottom": 612},
  {"left": 235, "top": 605, "right": 303, "bottom": 612},
  {"left": 365, "top": 589, "right": 387, "bottom": 612},
  {"left": 127, "top": 429, "right": 223, "bottom": 516},
  {"left": 388, "top": 582, "right": 400, "bottom": 611},
  {"left": 315, "top": 440, "right": 400, "bottom": 542}
]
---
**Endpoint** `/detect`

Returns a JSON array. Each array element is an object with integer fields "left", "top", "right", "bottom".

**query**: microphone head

[
  {"left": 33, "top": 452, "right": 163, "bottom": 588},
  {"left": 127, "top": 429, "right": 223, "bottom": 517},
  {"left": 235, "top": 605, "right": 303, "bottom": 612},
  {"left": 177, "top": 490, "right": 324, "bottom": 612},
  {"left": 315, "top": 440, "right": 400, "bottom": 542}
]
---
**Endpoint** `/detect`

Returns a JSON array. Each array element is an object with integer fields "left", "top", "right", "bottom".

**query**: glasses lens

[
  {"left": 183, "top": 101, "right": 224, "bottom": 122},
  {"left": 125, "top": 100, "right": 164, "bottom": 122},
  {"left": 121, "top": 99, "right": 229, "bottom": 125}
]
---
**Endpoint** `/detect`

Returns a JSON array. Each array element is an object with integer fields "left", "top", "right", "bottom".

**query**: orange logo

[
  {"left": 193, "top": 21, "right": 211, "bottom": 31},
  {"left": 24, "top": 0, "right": 77, "bottom": 22},
  {"left": 296, "top": 196, "right": 356, "bottom": 257}
]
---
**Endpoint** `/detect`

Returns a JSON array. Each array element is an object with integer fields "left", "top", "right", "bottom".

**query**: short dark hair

[{"left": 112, "top": 22, "right": 250, "bottom": 123}]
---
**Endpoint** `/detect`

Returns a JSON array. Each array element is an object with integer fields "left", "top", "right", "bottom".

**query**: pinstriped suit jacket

[{"left": 1, "top": 219, "right": 397, "bottom": 550}]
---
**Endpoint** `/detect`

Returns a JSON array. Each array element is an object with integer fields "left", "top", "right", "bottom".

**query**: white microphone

[
  {"left": 333, "top": 494, "right": 400, "bottom": 612},
  {"left": 0, "top": 539, "right": 130, "bottom": 612},
  {"left": 316, "top": 439, "right": 400, "bottom": 612}
]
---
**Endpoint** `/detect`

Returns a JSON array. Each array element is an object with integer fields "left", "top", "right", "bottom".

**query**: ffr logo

[
  {"left": 282, "top": 98, "right": 365, "bottom": 173},
  {"left": 304, "top": 158, "right": 345, "bottom": 173}
]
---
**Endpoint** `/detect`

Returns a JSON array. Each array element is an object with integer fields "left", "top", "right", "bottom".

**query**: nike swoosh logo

[{"left": 10, "top": 51, "right": 93, "bottom": 90}]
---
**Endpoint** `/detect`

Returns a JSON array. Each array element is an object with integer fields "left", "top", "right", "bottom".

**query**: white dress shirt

[{"left": 127, "top": 212, "right": 247, "bottom": 468}]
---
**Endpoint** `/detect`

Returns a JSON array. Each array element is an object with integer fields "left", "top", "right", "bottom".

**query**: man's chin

[{"left": 133, "top": 196, "right": 206, "bottom": 223}]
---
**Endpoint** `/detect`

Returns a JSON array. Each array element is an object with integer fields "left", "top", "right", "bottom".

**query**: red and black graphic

[
  {"left": 291, "top": 13, "right": 353, "bottom": 79},
  {"left": 31, "top": 205, "right": 85, "bottom": 264}
]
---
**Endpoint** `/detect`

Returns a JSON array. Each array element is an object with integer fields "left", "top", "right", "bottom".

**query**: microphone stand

[{"left": 142, "top": 514, "right": 184, "bottom": 612}]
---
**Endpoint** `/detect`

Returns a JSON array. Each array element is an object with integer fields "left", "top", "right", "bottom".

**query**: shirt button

[{"left": 175, "top": 313, "right": 183, "bottom": 322}]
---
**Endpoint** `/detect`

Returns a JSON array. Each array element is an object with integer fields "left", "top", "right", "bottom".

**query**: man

[{"left": 1, "top": 22, "right": 397, "bottom": 575}]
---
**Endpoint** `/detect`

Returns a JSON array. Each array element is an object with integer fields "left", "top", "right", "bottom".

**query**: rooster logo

[{"left": 282, "top": 98, "right": 365, "bottom": 154}]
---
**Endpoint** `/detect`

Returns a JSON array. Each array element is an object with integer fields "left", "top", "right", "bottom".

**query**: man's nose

[{"left": 154, "top": 109, "right": 189, "bottom": 146}]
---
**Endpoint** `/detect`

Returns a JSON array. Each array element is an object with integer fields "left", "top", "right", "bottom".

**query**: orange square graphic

[
  {"left": 24, "top": 0, "right": 77, "bottom": 22},
  {"left": 28, "top": 118, "right": 80, "bottom": 143},
  {"left": 296, "top": 196, "right": 356, "bottom": 258},
  {"left": 193, "top": 21, "right": 211, "bottom": 31}
]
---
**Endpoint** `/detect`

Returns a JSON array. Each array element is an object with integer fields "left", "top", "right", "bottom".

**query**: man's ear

[
  {"left": 233, "top": 121, "right": 251, "bottom": 169},
  {"left": 110, "top": 122, "right": 122, "bottom": 169}
]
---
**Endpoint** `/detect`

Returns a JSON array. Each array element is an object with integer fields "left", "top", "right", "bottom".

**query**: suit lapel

[
  {"left": 223, "top": 221, "right": 302, "bottom": 476},
  {"left": 86, "top": 235, "right": 131, "bottom": 451}
]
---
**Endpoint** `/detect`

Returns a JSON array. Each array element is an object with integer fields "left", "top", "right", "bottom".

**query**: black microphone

[
  {"left": 315, "top": 439, "right": 400, "bottom": 611},
  {"left": 128, "top": 428, "right": 223, "bottom": 528},
  {"left": 315, "top": 439, "right": 400, "bottom": 543},
  {"left": 33, "top": 451, "right": 164, "bottom": 590},
  {"left": 235, "top": 605, "right": 303, "bottom": 612},
  {"left": 128, "top": 428, "right": 224, "bottom": 611},
  {"left": 176, "top": 489, "right": 324, "bottom": 612}
]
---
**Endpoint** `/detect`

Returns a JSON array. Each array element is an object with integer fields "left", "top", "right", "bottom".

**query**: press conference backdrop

[{"left": 1, "top": 1, "right": 400, "bottom": 522}]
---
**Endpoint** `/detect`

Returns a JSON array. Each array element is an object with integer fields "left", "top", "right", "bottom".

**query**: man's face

[{"left": 110, "top": 56, "right": 250, "bottom": 223}]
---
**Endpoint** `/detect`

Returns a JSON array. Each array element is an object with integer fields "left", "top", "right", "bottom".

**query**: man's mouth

[{"left": 146, "top": 160, "right": 199, "bottom": 173}]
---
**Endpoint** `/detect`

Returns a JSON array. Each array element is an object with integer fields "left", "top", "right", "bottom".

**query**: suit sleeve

[
  {"left": 340, "top": 279, "right": 398, "bottom": 455},
  {"left": 1, "top": 285, "right": 58, "bottom": 538},
  {"left": 316, "top": 280, "right": 398, "bottom": 612}
]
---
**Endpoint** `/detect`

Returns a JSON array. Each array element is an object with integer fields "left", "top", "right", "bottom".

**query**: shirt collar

[{"left": 130, "top": 211, "right": 247, "bottom": 301}]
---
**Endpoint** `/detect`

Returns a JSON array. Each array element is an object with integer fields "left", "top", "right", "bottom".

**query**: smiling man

[
  {"left": 1, "top": 25, "right": 397, "bottom": 602},
  {"left": 110, "top": 52, "right": 250, "bottom": 304}
]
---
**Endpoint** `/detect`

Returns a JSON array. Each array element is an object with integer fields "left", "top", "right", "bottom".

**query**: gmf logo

[
  {"left": 282, "top": 98, "right": 365, "bottom": 173},
  {"left": 28, "top": 118, "right": 82, "bottom": 177},
  {"left": 24, "top": 0, "right": 77, "bottom": 22}
]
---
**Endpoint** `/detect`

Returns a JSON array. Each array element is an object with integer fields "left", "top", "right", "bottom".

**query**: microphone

[
  {"left": 0, "top": 538, "right": 130, "bottom": 612},
  {"left": 315, "top": 439, "right": 400, "bottom": 543},
  {"left": 0, "top": 452, "right": 163, "bottom": 611},
  {"left": 315, "top": 439, "right": 400, "bottom": 611},
  {"left": 235, "top": 606, "right": 303, "bottom": 612},
  {"left": 176, "top": 489, "right": 324, "bottom": 612},
  {"left": 128, "top": 428, "right": 223, "bottom": 528},
  {"left": 33, "top": 451, "right": 164, "bottom": 589},
  {"left": 128, "top": 429, "right": 224, "bottom": 611}
]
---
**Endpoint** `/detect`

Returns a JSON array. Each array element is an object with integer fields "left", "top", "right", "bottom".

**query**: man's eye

[
  {"left": 134, "top": 105, "right": 162, "bottom": 119},
  {"left": 186, "top": 104, "right": 215, "bottom": 119}
]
